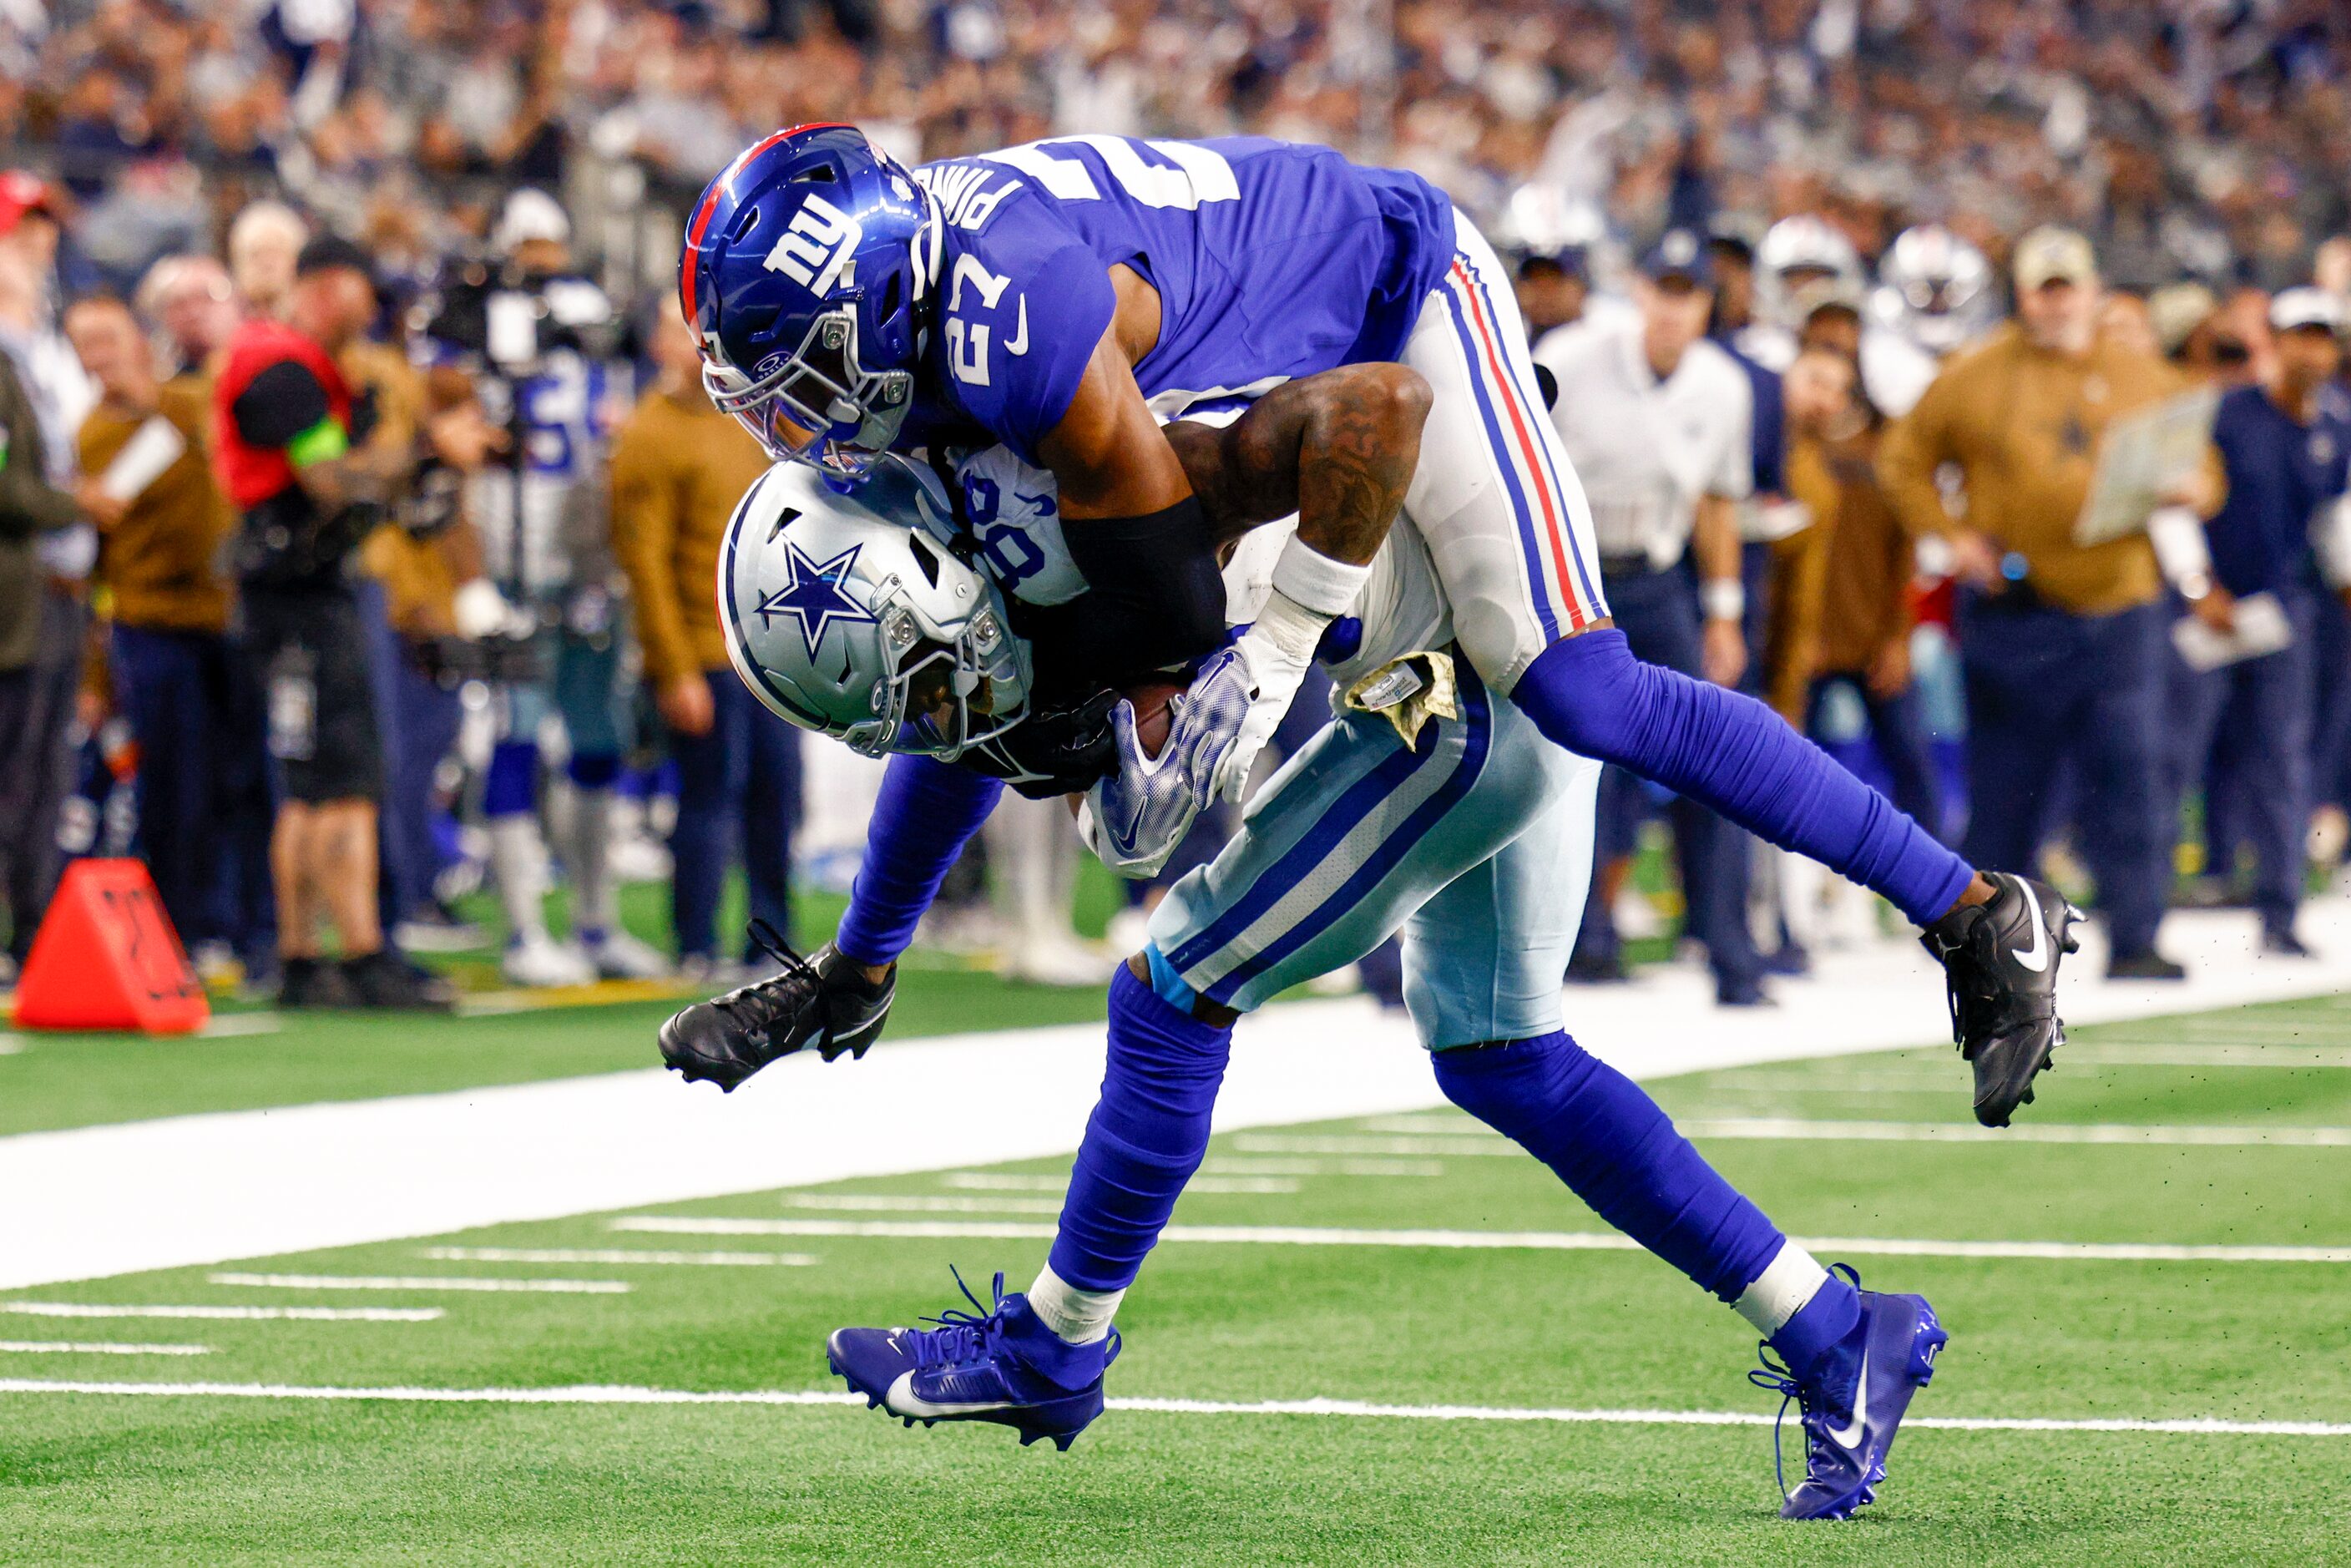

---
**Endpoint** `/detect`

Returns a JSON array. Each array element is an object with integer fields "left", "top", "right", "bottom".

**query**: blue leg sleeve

[
  {"left": 1047, "top": 964, "right": 1234, "bottom": 1292},
  {"left": 483, "top": 739, "right": 538, "bottom": 819},
  {"left": 1433, "top": 1033, "right": 1785, "bottom": 1303},
  {"left": 1512, "top": 630, "right": 1972, "bottom": 925},
  {"left": 834, "top": 754, "right": 1003, "bottom": 967}
]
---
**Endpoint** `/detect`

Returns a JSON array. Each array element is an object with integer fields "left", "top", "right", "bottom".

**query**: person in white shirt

[{"left": 1534, "top": 229, "right": 1768, "bottom": 1004}]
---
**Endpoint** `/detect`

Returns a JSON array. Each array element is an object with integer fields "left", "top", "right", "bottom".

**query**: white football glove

[{"left": 1081, "top": 670, "right": 1250, "bottom": 879}]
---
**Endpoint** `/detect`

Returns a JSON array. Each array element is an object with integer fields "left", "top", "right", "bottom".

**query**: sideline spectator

[
  {"left": 1538, "top": 229, "right": 1765, "bottom": 1004},
  {"left": 2178, "top": 290, "right": 2349, "bottom": 956},
  {"left": 609, "top": 309, "right": 793, "bottom": 979},
  {"left": 0, "top": 175, "right": 86, "bottom": 969},
  {"left": 138, "top": 255, "right": 240, "bottom": 377},
  {"left": 1878, "top": 228, "right": 2222, "bottom": 980},
  {"left": 64, "top": 294, "right": 243, "bottom": 967},
  {"left": 1778, "top": 344, "right": 1942, "bottom": 837},
  {"left": 227, "top": 202, "right": 306, "bottom": 321},
  {"left": 212, "top": 235, "right": 449, "bottom": 1009}
]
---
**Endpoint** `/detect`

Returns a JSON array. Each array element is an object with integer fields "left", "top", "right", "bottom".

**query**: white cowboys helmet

[
  {"left": 720, "top": 457, "right": 1032, "bottom": 761},
  {"left": 1873, "top": 224, "right": 1997, "bottom": 356},
  {"left": 1756, "top": 215, "right": 1865, "bottom": 331}
]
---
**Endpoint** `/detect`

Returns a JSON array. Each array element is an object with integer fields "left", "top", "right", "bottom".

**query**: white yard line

[
  {"left": 610, "top": 1216, "right": 2351, "bottom": 1264},
  {"left": 420, "top": 1247, "right": 816, "bottom": 1268},
  {"left": 1203, "top": 1156, "right": 1447, "bottom": 1177},
  {"left": 208, "top": 1273, "right": 630, "bottom": 1294},
  {"left": 8, "top": 902, "right": 2351, "bottom": 1291},
  {"left": 939, "top": 1171, "right": 1297, "bottom": 1194},
  {"left": 1261, "top": 1120, "right": 2351, "bottom": 1151},
  {"left": 783, "top": 1194, "right": 1065, "bottom": 1216},
  {"left": 1, "top": 1302, "right": 441, "bottom": 1322},
  {"left": 0, "top": 1341, "right": 210, "bottom": 1356},
  {"left": 0, "top": 1377, "right": 2340, "bottom": 1438}
]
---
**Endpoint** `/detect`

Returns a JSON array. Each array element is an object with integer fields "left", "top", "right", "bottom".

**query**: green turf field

[{"left": 5, "top": 994, "right": 2351, "bottom": 1564}]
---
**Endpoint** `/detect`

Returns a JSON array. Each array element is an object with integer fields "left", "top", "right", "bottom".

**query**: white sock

[
  {"left": 568, "top": 787, "right": 618, "bottom": 938},
  {"left": 485, "top": 813, "right": 551, "bottom": 943},
  {"left": 1732, "top": 1241, "right": 1831, "bottom": 1337},
  {"left": 1026, "top": 1264, "right": 1122, "bottom": 1346}
]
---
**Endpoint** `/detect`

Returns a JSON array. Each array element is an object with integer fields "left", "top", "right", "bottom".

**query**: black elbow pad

[{"left": 1059, "top": 495, "right": 1226, "bottom": 681}]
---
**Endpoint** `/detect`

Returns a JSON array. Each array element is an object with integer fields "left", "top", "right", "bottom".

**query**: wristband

[
  {"left": 1701, "top": 578, "right": 1745, "bottom": 623},
  {"left": 1270, "top": 534, "right": 1373, "bottom": 618},
  {"left": 1247, "top": 589, "right": 1332, "bottom": 665}
]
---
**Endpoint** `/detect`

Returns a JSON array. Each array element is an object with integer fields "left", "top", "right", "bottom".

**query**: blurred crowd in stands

[{"left": 2, "top": 0, "right": 2349, "bottom": 1009}]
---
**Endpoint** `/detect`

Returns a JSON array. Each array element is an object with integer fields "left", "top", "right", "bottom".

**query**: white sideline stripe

[
  {"left": 609, "top": 1216, "right": 2351, "bottom": 1263},
  {"left": 0, "top": 1341, "right": 210, "bottom": 1356},
  {"left": 420, "top": 1247, "right": 816, "bottom": 1268},
  {"left": 0, "top": 1034, "right": 24, "bottom": 1055},
  {"left": 2, "top": 1302, "right": 442, "bottom": 1322},
  {"left": 18, "top": 902, "right": 2351, "bottom": 1293},
  {"left": 209, "top": 1273, "right": 630, "bottom": 1294},
  {"left": 198, "top": 1014, "right": 285, "bottom": 1038},
  {"left": 0, "top": 1378, "right": 2343, "bottom": 1437}
]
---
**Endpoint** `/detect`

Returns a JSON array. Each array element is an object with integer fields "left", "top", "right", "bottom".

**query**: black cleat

[
  {"left": 1919, "top": 872, "right": 2078, "bottom": 1128},
  {"left": 2107, "top": 950, "right": 2188, "bottom": 982},
  {"left": 659, "top": 923, "right": 894, "bottom": 1092},
  {"left": 278, "top": 955, "right": 356, "bottom": 1009},
  {"left": 340, "top": 949, "right": 456, "bottom": 1011}
]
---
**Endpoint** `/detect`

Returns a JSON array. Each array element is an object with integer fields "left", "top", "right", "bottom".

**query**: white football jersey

[{"left": 942, "top": 424, "right": 1449, "bottom": 690}]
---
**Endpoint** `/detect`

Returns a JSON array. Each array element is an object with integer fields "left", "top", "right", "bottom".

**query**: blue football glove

[{"left": 1082, "top": 651, "right": 1251, "bottom": 879}]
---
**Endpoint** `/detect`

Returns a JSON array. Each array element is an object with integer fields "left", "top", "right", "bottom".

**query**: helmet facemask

[
  {"left": 840, "top": 578, "right": 1029, "bottom": 761},
  {"left": 705, "top": 308, "right": 914, "bottom": 478}
]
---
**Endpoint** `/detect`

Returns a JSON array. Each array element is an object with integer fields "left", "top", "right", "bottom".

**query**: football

[{"left": 1122, "top": 679, "right": 1186, "bottom": 760}]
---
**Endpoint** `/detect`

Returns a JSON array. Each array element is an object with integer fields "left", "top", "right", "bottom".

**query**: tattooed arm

[{"left": 1162, "top": 363, "right": 1433, "bottom": 565}]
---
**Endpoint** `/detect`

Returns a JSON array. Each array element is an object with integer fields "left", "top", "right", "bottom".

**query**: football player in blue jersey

[
  {"left": 670, "top": 364, "right": 1956, "bottom": 1519},
  {"left": 670, "top": 125, "right": 2081, "bottom": 1515},
  {"left": 679, "top": 123, "right": 2075, "bottom": 1131}
]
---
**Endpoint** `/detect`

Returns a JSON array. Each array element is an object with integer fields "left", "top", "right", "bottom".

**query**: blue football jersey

[{"left": 903, "top": 135, "right": 1455, "bottom": 464}]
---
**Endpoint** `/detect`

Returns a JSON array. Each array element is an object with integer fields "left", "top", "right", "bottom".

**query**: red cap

[{"left": 0, "top": 171, "right": 59, "bottom": 236}]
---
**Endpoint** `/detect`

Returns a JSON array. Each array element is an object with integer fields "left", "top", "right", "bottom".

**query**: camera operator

[
  {"left": 211, "top": 235, "right": 458, "bottom": 1009},
  {"left": 418, "top": 188, "right": 664, "bottom": 985}
]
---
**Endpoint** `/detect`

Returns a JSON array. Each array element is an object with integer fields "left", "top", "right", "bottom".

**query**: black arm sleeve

[
  {"left": 1055, "top": 493, "right": 1226, "bottom": 685},
  {"left": 230, "top": 359, "right": 333, "bottom": 450}
]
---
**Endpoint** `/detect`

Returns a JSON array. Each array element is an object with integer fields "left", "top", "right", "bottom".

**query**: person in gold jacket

[
  {"left": 609, "top": 308, "right": 794, "bottom": 975},
  {"left": 63, "top": 294, "right": 247, "bottom": 964},
  {"left": 1877, "top": 227, "right": 2222, "bottom": 979}
]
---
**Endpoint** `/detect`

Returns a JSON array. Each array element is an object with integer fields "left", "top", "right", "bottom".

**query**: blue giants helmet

[{"left": 681, "top": 124, "right": 941, "bottom": 475}]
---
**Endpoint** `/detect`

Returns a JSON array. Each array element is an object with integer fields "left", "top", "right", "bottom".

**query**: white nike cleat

[{"left": 501, "top": 933, "right": 597, "bottom": 989}]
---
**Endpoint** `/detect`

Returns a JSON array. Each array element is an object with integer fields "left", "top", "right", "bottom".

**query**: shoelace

[
  {"left": 1745, "top": 1262, "right": 1863, "bottom": 1503},
  {"left": 710, "top": 920, "right": 821, "bottom": 1025},
  {"left": 908, "top": 1267, "right": 1011, "bottom": 1373}
]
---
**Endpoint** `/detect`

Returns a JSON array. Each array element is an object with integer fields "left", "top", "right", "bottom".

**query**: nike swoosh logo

[
  {"left": 2014, "top": 880, "right": 2050, "bottom": 974},
  {"left": 1827, "top": 1346, "right": 1869, "bottom": 1449},
  {"left": 886, "top": 1369, "right": 1014, "bottom": 1418},
  {"left": 1004, "top": 296, "right": 1029, "bottom": 357}
]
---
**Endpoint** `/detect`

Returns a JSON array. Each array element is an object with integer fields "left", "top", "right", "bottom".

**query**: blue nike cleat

[
  {"left": 1749, "top": 1265, "right": 1949, "bottom": 1520},
  {"left": 826, "top": 1270, "right": 1120, "bottom": 1451}
]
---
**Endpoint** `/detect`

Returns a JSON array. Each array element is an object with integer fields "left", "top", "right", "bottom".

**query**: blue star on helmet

[{"left": 756, "top": 541, "right": 877, "bottom": 658}]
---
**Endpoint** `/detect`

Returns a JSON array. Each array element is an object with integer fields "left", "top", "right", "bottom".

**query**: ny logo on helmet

[
  {"left": 755, "top": 540, "right": 877, "bottom": 657},
  {"left": 763, "top": 194, "right": 864, "bottom": 296}
]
